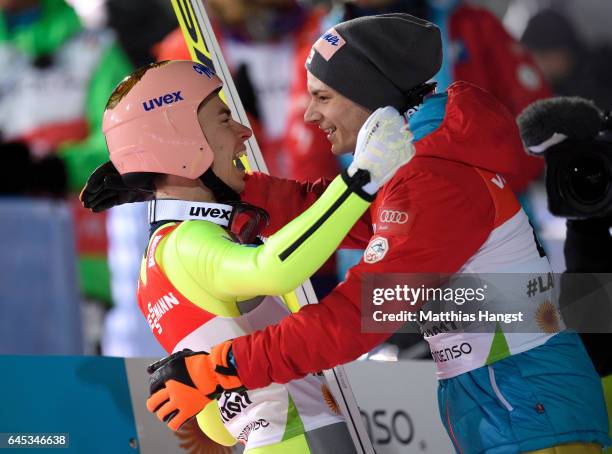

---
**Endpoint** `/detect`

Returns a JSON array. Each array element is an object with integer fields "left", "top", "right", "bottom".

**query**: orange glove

[{"left": 146, "top": 340, "right": 243, "bottom": 431}]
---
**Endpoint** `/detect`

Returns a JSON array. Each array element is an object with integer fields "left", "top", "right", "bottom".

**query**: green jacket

[{"left": 0, "top": 0, "right": 132, "bottom": 192}]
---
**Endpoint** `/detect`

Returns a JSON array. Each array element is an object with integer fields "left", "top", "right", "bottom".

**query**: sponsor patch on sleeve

[
  {"left": 364, "top": 236, "right": 389, "bottom": 264},
  {"left": 375, "top": 207, "right": 413, "bottom": 234},
  {"left": 379, "top": 209, "right": 409, "bottom": 225}
]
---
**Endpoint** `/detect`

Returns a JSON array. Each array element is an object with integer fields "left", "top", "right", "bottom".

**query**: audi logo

[{"left": 379, "top": 210, "right": 408, "bottom": 224}]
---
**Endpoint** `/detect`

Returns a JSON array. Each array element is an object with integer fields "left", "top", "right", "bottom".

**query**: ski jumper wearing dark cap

[
  {"left": 284, "top": 5, "right": 550, "bottom": 192},
  {"left": 305, "top": 13, "right": 441, "bottom": 112},
  {"left": 233, "top": 14, "right": 610, "bottom": 453}
]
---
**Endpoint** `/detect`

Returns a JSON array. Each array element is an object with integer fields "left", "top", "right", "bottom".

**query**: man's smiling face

[{"left": 304, "top": 71, "right": 372, "bottom": 155}]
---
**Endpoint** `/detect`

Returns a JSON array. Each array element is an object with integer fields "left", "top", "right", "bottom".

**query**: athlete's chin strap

[
  {"left": 149, "top": 198, "right": 269, "bottom": 244},
  {"left": 199, "top": 168, "right": 241, "bottom": 202},
  {"left": 196, "top": 169, "right": 270, "bottom": 244},
  {"left": 149, "top": 199, "right": 234, "bottom": 226}
]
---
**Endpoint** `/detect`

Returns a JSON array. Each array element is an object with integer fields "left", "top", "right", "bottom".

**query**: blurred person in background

[
  {"left": 521, "top": 8, "right": 612, "bottom": 112},
  {"left": 0, "top": 0, "right": 132, "bottom": 352},
  {"left": 105, "top": 0, "right": 176, "bottom": 68}
]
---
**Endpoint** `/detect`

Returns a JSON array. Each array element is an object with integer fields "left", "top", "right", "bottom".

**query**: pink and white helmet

[{"left": 103, "top": 60, "right": 223, "bottom": 179}]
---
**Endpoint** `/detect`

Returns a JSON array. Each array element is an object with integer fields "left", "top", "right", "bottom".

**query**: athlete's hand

[
  {"left": 80, "top": 161, "right": 154, "bottom": 212},
  {"left": 348, "top": 106, "right": 415, "bottom": 194},
  {"left": 146, "top": 341, "right": 244, "bottom": 431}
]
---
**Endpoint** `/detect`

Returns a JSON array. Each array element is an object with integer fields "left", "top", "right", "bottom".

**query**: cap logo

[
  {"left": 306, "top": 48, "right": 315, "bottom": 66},
  {"left": 313, "top": 27, "right": 346, "bottom": 61}
]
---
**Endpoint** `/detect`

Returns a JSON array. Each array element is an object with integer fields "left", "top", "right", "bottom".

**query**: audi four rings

[{"left": 379, "top": 210, "right": 409, "bottom": 224}]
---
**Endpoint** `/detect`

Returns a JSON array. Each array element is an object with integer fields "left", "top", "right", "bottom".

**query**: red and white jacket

[{"left": 234, "top": 82, "right": 556, "bottom": 388}]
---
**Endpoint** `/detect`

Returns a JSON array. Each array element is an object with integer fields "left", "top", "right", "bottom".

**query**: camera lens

[{"left": 565, "top": 154, "right": 609, "bottom": 205}]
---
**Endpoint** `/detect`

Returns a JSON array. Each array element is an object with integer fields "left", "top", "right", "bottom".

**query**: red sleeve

[
  {"left": 450, "top": 5, "right": 550, "bottom": 193},
  {"left": 233, "top": 161, "right": 494, "bottom": 388},
  {"left": 241, "top": 171, "right": 372, "bottom": 248}
]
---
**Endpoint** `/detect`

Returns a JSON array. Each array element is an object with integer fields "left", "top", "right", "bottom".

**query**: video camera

[{"left": 518, "top": 97, "right": 612, "bottom": 218}]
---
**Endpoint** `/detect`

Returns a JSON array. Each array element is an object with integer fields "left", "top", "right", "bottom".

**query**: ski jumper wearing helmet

[
  {"left": 104, "top": 60, "right": 218, "bottom": 180},
  {"left": 102, "top": 60, "right": 368, "bottom": 451}
]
